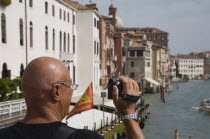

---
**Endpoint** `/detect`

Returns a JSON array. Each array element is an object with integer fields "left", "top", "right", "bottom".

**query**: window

[
  {"left": 59, "top": 9, "right": 62, "bottom": 19},
  {"left": 1, "top": 13, "right": 7, "bottom": 43},
  {"left": 52, "top": 29, "right": 55, "bottom": 51},
  {"left": 73, "top": 14, "right": 75, "bottom": 25},
  {"left": 67, "top": 34, "right": 70, "bottom": 52},
  {"left": 94, "top": 41, "right": 96, "bottom": 54},
  {"left": 30, "top": 22, "right": 33, "bottom": 47},
  {"left": 97, "top": 20, "right": 99, "bottom": 29},
  {"left": 131, "top": 61, "right": 134, "bottom": 67},
  {"left": 130, "top": 51, "right": 135, "bottom": 57},
  {"left": 130, "top": 72, "right": 135, "bottom": 78},
  {"left": 52, "top": 5, "right": 55, "bottom": 16},
  {"left": 73, "top": 35, "right": 75, "bottom": 53},
  {"left": 45, "top": 26, "right": 48, "bottom": 50},
  {"left": 60, "top": 31, "right": 62, "bottom": 52},
  {"left": 94, "top": 18, "right": 96, "bottom": 27},
  {"left": 67, "top": 12, "right": 69, "bottom": 22},
  {"left": 20, "top": 64, "right": 24, "bottom": 77},
  {"left": 137, "top": 51, "right": 143, "bottom": 57},
  {"left": 147, "top": 62, "right": 150, "bottom": 67},
  {"left": 63, "top": 33, "right": 66, "bottom": 52},
  {"left": 64, "top": 11, "right": 66, "bottom": 21},
  {"left": 29, "top": 0, "right": 33, "bottom": 7},
  {"left": 19, "top": 19, "right": 24, "bottom": 46},
  {"left": 45, "top": 2, "right": 48, "bottom": 14},
  {"left": 19, "top": 0, "right": 22, "bottom": 3},
  {"left": 97, "top": 42, "right": 99, "bottom": 55},
  {"left": 2, "top": 63, "right": 10, "bottom": 78}
]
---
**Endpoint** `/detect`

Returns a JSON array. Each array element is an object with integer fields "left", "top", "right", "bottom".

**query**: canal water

[{"left": 143, "top": 80, "right": 210, "bottom": 139}]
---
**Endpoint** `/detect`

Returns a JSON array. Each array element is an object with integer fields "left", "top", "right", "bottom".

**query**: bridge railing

[{"left": 0, "top": 99, "right": 26, "bottom": 116}]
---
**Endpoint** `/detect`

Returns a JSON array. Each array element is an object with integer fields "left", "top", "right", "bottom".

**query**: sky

[{"left": 75, "top": 0, "right": 210, "bottom": 55}]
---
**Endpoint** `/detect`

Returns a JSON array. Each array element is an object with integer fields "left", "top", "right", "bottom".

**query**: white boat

[{"left": 199, "top": 99, "right": 210, "bottom": 112}]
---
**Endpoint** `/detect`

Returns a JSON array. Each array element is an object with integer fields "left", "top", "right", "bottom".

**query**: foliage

[
  {"left": 0, "top": 0, "right": 11, "bottom": 7},
  {"left": 104, "top": 123, "right": 125, "bottom": 139},
  {"left": 177, "top": 74, "right": 182, "bottom": 79},
  {"left": 0, "top": 77, "right": 23, "bottom": 102}
]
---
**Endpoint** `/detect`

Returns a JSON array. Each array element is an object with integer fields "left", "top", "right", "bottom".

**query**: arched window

[
  {"left": 73, "top": 35, "right": 75, "bottom": 53},
  {"left": 67, "top": 34, "right": 70, "bottom": 52},
  {"left": 30, "top": 22, "right": 33, "bottom": 47},
  {"left": 45, "top": 26, "right": 48, "bottom": 50},
  {"left": 29, "top": 0, "right": 33, "bottom": 7},
  {"left": 19, "top": 19, "right": 24, "bottom": 46},
  {"left": 64, "top": 33, "right": 66, "bottom": 52},
  {"left": 60, "top": 31, "right": 62, "bottom": 52},
  {"left": 20, "top": 64, "right": 24, "bottom": 77},
  {"left": 2, "top": 63, "right": 10, "bottom": 78},
  {"left": 52, "top": 29, "right": 55, "bottom": 51},
  {"left": 1, "top": 13, "right": 7, "bottom": 43}
]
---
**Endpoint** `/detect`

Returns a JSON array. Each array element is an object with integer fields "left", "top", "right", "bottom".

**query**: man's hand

[
  {"left": 112, "top": 76, "right": 139, "bottom": 116},
  {"left": 112, "top": 76, "right": 145, "bottom": 139}
]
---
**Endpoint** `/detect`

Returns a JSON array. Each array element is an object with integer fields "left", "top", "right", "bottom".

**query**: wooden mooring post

[
  {"left": 174, "top": 129, "right": 192, "bottom": 139},
  {"left": 174, "top": 129, "right": 179, "bottom": 139}
]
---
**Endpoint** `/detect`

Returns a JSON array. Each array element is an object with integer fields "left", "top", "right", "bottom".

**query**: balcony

[
  {"left": 60, "top": 52, "right": 75, "bottom": 62},
  {"left": 111, "top": 56, "right": 117, "bottom": 61}
]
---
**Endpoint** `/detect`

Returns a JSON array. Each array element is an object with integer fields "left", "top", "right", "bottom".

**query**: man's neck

[{"left": 22, "top": 106, "right": 63, "bottom": 124}]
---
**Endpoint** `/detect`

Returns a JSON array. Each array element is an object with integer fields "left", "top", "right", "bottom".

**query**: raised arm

[{"left": 112, "top": 76, "right": 145, "bottom": 139}]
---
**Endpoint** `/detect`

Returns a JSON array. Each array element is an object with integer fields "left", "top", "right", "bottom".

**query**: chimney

[{"left": 85, "top": 3, "right": 98, "bottom": 11}]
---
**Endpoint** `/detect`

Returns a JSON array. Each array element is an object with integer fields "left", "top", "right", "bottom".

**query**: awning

[
  {"left": 145, "top": 78, "right": 160, "bottom": 86},
  {"left": 64, "top": 109, "right": 115, "bottom": 130}
]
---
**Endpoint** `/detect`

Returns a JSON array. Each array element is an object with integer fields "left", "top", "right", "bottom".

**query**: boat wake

[{"left": 192, "top": 107, "right": 199, "bottom": 110}]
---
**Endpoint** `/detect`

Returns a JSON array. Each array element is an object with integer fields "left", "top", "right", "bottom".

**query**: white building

[
  {"left": 0, "top": 0, "right": 100, "bottom": 95},
  {"left": 0, "top": 0, "right": 76, "bottom": 79},
  {"left": 177, "top": 55, "right": 204, "bottom": 79}
]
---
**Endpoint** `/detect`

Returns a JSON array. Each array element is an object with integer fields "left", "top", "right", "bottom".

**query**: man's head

[{"left": 22, "top": 57, "right": 73, "bottom": 121}]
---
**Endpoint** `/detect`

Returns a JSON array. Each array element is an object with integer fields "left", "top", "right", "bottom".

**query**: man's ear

[{"left": 51, "top": 85, "right": 61, "bottom": 102}]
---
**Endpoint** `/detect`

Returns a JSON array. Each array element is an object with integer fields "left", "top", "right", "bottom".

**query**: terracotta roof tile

[
  {"left": 177, "top": 54, "right": 203, "bottom": 59},
  {"left": 152, "top": 43, "right": 161, "bottom": 47},
  {"left": 130, "top": 42, "right": 146, "bottom": 48},
  {"left": 117, "top": 27, "right": 168, "bottom": 34},
  {"left": 62, "top": 0, "right": 91, "bottom": 10}
]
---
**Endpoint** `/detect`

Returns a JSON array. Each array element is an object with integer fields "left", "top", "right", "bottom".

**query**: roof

[
  {"left": 177, "top": 54, "right": 203, "bottom": 59},
  {"left": 117, "top": 27, "right": 168, "bottom": 34},
  {"left": 152, "top": 43, "right": 161, "bottom": 47},
  {"left": 130, "top": 42, "right": 146, "bottom": 48},
  {"left": 62, "top": 0, "right": 91, "bottom": 10},
  {"left": 101, "top": 15, "right": 111, "bottom": 20}
]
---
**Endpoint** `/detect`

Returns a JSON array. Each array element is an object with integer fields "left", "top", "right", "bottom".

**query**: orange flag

[{"left": 66, "top": 83, "right": 93, "bottom": 120}]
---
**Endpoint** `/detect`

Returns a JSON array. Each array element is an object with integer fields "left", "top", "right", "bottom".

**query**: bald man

[{"left": 0, "top": 57, "right": 145, "bottom": 139}]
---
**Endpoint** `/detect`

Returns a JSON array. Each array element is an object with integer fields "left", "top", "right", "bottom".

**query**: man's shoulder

[
  {"left": 0, "top": 125, "right": 15, "bottom": 138},
  {"left": 69, "top": 129, "right": 104, "bottom": 139}
]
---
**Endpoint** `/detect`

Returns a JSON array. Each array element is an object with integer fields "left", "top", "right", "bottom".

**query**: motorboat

[{"left": 199, "top": 99, "right": 210, "bottom": 112}]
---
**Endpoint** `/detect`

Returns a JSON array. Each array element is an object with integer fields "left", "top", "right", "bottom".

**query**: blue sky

[{"left": 76, "top": 0, "right": 210, "bottom": 55}]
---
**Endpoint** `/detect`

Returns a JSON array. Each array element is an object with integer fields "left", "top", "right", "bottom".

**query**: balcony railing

[{"left": 60, "top": 52, "right": 75, "bottom": 62}]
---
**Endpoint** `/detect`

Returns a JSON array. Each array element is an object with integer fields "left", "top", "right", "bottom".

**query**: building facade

[
  {"left": 177, "top": 55, "right": 204, "bottom": 79},
  {"left": 0, "top": 0, "right": 76, "bottom": 80}
]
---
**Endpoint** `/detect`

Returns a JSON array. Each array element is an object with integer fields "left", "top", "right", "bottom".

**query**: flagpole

[{"left": 92, "top": 83, "right": 94, "bottom": 131}]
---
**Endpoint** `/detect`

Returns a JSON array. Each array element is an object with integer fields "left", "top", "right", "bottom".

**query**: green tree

[
  {"left": 0, "top": 0, "right": 11, "bottom": 7},
  {"left": 0, "top": 77, "right": 23, "bottom": 102}
]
